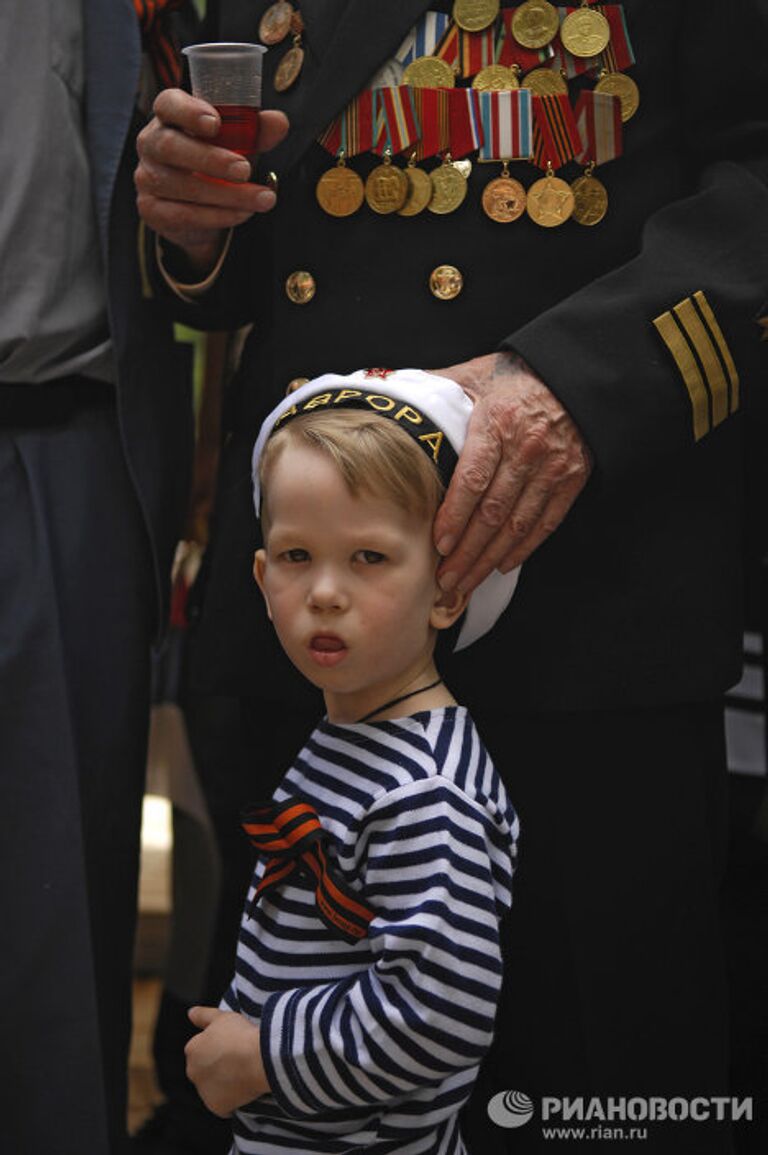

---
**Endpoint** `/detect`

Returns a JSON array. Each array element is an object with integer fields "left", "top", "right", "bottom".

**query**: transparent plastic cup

[{"left": 182, "top": 42, "right": 266, "bottom": 156}]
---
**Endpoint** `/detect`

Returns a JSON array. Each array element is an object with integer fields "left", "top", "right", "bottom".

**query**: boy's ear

[
  {"left": 430, "top": 584, "right": 468, "bottom": 632},
  {"left": 253, "top": 549, "right": 272, "bottom": 620}
]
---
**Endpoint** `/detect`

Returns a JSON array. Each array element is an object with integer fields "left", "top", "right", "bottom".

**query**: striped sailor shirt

[{"left": 223, "top": 706, "right": 519, "bottom": 1154}]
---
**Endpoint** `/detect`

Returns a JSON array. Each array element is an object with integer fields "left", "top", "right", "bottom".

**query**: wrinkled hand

[
  {"left": 185, "top": 1006, "right": 269, "bottom": 1117},
  {"left": 135, "top": 88, "right": 289, "bottom": 271},
  {"left": 433, "top": 352, "right": 592, "bottom": 595}
]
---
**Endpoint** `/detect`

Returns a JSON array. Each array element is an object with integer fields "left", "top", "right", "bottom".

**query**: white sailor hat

[{"left": 251, "top": 368, "right": 520, "bottom": 652}]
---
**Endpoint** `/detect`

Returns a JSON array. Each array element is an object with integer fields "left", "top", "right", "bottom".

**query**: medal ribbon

[
  {"left": 574, "top": 89, "right": 622, "bottom": 165},
  {"left": 532, "top": 92, "right": 580, "bottom": 168},
  {"left": 242, "top": 798, "right": 376, "bottom": 944},
  {"left": 133, "top": 0, "right": 187, "bottom": 89},
  {"left": 458, "top": 26, "right": 497, "bottom": 78},
  {"left": 478, "top": 88, "right": 533, "bottom": 161},
  {"left": 410, "top": 87, "right": 450, "bottom": 160},
  {"left": 395, "top": 10, "right": 452, "bottom": 66},
  {"left": 598, "top": 5, "right": 635, "bottom": 72},
  {"left": 499, "top": 8, "right": 555, "bottom": 72},
  {"left": 318, "top": 91, "right": 375, "bottom": 157},
  {"left": 436, "top": 21, "right": 461, "bottom": 70},
  {"left": 447, "top": 88, "right": 484, "bottom": 158},
  {"left": 373, "top": 86, "right": 420, "bottom": 155}
]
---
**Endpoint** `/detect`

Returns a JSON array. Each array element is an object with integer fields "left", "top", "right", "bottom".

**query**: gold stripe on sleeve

[
  {"left": 652, "top": 310, "right": 710, "bottom": 441},
  {"left": 693, "top": 291, "right": 740, "bottom": 413},
  {"left": 673, "top": 298, "right": 729, "bottom": 428}
]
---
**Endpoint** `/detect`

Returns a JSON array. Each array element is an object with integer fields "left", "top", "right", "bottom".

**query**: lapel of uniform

[
  {"left": 266, "top": 0, "right": 435, "bottom": 178},
  {"left": 83, "top": 0, "right": 142, "bottom": 255}
]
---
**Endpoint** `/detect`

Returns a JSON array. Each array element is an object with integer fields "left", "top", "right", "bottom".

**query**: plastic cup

[{"left": 182, "top": 42, "right": 266, "bottom": 156}]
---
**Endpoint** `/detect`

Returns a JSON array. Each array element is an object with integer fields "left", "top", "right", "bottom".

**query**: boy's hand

[
  {"left": 185, "top": 1006, "right": 270, "bottom": 1117},
  {"left": 433, "top": 352, "right": 592, "bottom": 594}
]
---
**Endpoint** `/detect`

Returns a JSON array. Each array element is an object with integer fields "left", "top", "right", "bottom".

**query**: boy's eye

[
  {"left": 282, "top": 548, "right": 309, "bottom": 563},
  {"left": 356, "top": 550, "right": 385, "bottom": 565}
]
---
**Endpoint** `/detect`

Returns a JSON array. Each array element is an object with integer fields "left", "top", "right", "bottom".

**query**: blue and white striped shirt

[{"left": 224, "top": 706, "right": 519, "bottom": 1154}]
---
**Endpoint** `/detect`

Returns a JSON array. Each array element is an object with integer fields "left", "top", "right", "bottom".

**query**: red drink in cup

[
  {"left": 212, "top": 104, "right": 260, "bottom": 156},
  {"left": 183, "top": 43, "right": 266, "bottom": 161}
]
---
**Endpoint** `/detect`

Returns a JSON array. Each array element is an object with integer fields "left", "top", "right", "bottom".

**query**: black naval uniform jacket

[{"left": 153, "top": 0, "right": 768, "bottom": 714}]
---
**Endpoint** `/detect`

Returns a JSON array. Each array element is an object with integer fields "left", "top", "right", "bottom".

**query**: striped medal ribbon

[
  {"left": 395, "top": 10, "right": 452, "bottom": 66},
  {"left": 242, "top": 799, "right": 376, "bottom": 943}
]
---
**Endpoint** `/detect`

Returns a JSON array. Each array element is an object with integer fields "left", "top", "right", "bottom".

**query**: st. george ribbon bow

[{"left": 241, "top": 799, "right": 376, "bottom": 944}]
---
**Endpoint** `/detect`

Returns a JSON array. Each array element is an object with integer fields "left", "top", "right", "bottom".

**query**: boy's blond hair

[{"left": 258, "top": 408, "right": 445, "bottom": 532}]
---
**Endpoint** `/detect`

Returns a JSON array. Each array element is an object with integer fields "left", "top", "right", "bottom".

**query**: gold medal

[
  {"left": 595, "top": 71, "right": 640, "bottom": 122},
  {"left": 259, "top": 0, "right": 294, "bottom": 46},
  {"left": 402, "top": 55, "right": 456, "bottom": 88},
  {"left": 453, "top": 0, "right": 500, "bottom": 33},
  {"left": 526, "top": 164, "right": 575, "bottom": 227},
  {"left": 560, "top": 6, "right": 611, "bottom": 58},
  {"left": 571, "top": 169, "right": 608, "bottom": 226},
  {"left": 481, "top": 162, "right": 526, "bottom": 223},
  {"left": 274, "top": 11, "right": 306, "bottom": 91},
  {"left": 398, "top": 157, "right": 434, "bottom": 217},
  {"left": 511, "top": 1, "right": 560, "bottom": 50},
  {"left": 521, "top": 67, "right": 568, "bottom": 96},
  {"left": 472, "top": 64, "right": 520, "bottom": 91},
  {"left": 428, "top": 157, "right": 468, "bottom": 215},
  {"left": 274, "top": 43, "right": 304, "bottom": 91},
  {"left": 315, "top": 155, "right": 365, "bottom": 218},
  {"left": 365, "top": 152, "right": 408, "bottom": 214}
]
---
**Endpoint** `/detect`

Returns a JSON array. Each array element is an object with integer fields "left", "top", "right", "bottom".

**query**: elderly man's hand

[
  {"left": 433, "top": 352, "right": 592, "bottom": 595},
  {"left": 135, "top": 88, "right": 289, "bottom": 272}
]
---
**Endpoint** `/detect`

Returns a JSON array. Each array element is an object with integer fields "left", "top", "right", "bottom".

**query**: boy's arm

[{"left": 258, "top": 778, "right": 516, "bottom": 1119}]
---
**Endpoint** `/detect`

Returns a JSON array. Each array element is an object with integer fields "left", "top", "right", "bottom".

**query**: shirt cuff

[{"left": 155, "top": 230, "right": 233, "bottom": 302}]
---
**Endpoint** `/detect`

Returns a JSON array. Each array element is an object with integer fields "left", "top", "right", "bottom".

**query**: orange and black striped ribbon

[
  {"left": 134, "top": 0, "right": 187, "bottom": 89},
  {"left": 532, "top": 91, "right": 580, "bottom": 169},
  {"left": 242, "top": 799, "right": 376, "bottom": 943}
]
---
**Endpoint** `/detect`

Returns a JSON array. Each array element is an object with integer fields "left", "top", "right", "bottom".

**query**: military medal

[
  {"left": 458, "top": 23, "right": 497, "bottom": 80},
  {"left": 526, "top": 163, "right": 574, "bottom": 226},
  {"left": 453, "top": 0, "right": 500, "bottom": 34},
  {"left": 482, "top": 162, "right": 527, "bottom": 222},
  {"left": 365, "top": 150, "right": 409, "bottom": 213},
  {"left": 569, "top": 88, "right": 621, "bottom": 225},
  {"left": 398, "top": 154, "right": 434, "bottom": 216},
  {"left": 316, "top": 91, "right": 373, "bottom": 217},
  {"left": 560, "top": 3, "right": 611, "bottom": 59},
  {"left": 478, "top": 88, "right": 532, "bottom": 222},
  {"left": 595, "top": 70, "right": 640, "bottom": 122},
  {"left": 511, "top": 1, "right": 560, "bottom": 50},
  {"left": 403, "top": 55, "right": 456, "bottom": 88},
  {"left": 316, "top": 154, "right": 365, "bottom": 218},
  {"left": 472, "top": 64, "right": 520, "bottom": 91},
  {"left": 521, "top": 67, "right": 568, "bottom": 96},
  {"left": 570, "top": 166, "right": 608, "bottom": 225},
  {"left": 428, "top": 154, "right": 469, "bottom": 214},
  {"left": 259, "top": 1, "right": 294, "bottom": 46},
  {"left": 274, "top": 10, "right": 305, "bottom": 91}
]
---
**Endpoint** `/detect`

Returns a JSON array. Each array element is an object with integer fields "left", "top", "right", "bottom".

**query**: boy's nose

[{"left": 307, "top": 568, "right": 348, "bottom": 611}]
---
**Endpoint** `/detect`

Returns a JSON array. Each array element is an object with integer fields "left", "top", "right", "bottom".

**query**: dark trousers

[
  {"left": 0, "top": 385, "right": 153, "bottom": 1155},
  {"left": 461, "top": 701, "right": 734, "bottom": 1154}
]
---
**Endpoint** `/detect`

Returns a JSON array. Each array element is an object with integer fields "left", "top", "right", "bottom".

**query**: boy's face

[{"left": 254, "top": 442, "right": 464, "bottom": 723}]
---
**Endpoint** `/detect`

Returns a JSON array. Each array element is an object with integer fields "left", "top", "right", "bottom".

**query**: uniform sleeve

[
  {"left": 258, "top": 777, "right": 516, "bottom": 1119},
  {"left": 503, "top": 0, "right": 768, "bottom": 486}
]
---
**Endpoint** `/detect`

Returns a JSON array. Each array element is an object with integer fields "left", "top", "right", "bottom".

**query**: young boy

[{"left": 184, "top": 369, "right": 521, "bottom": 1154}]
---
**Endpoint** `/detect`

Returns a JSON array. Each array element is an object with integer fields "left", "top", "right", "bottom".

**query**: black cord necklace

[{"left": 355, "top": 677, "right": 444, "bottom": 724}]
